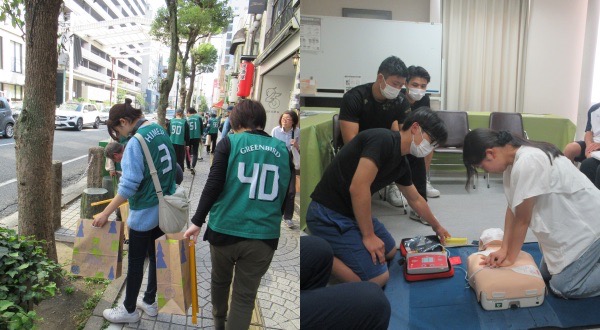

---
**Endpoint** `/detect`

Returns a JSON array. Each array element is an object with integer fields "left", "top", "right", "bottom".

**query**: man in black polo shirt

[{"left": 307, "top": 108, "right": 451, "bottom": 287}]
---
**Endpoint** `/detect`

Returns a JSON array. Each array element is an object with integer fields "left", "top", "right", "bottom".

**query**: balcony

[{"left": 265, "top": 1, "right": 296, "bottom": 47}]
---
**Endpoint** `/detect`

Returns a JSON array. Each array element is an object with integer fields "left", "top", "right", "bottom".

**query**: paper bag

[
  {"left": 155, "top": 233, "right": 192, "bottom": 315},
  {"left": 119, "top": 203, "right": 130, "bottom": 241},
  {"left": 71, "top": 219, "right": 123, "bottom": 280}
]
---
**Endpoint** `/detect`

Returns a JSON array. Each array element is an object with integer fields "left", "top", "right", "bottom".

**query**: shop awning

[{"left": 229, "top": 28, "right": 247, "bottom": 55}]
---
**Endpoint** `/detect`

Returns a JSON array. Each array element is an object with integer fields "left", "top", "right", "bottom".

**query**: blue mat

[{"left": 384, "top": 243, "right": 600, "bottom": 329}]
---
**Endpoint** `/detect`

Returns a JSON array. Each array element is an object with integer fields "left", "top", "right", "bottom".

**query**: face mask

[
  {"left": 410, "top": 128, "right": 435, "bottom": 157},
  {"left": 379, "top": 76, "right": 401, "bottom": 99},
  {"left": 408, "top": 88, "right": 426, "bottom": 101}
]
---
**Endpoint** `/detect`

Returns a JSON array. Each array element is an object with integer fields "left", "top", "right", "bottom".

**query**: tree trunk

[
  {"left": 52, "top": 161, "right": 62, "bottom": 231},
  {"left": 158, "top": 0, "right": 179, "bottom": 129},
  {"left": 15, "top": 0, "right": 62, "bottom": 262},
  {"left": 186, "top": 62, "right": 197, "bottom": 112},
  {"left": 87, "top": 147, "right": 105, "bottom": 188},
  {"left": 80, "top": 188, "right": 109, "bottom": 219}
]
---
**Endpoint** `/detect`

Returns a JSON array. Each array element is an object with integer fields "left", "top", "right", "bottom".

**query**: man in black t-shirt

[
  {"left": 400, "top": 66, "right": 441, "bottom": 220},
  {"left": 339, "top": 56, "right": 411, "bottom": 210},
  {"left": 307, "top": 108, "right": 451, "bottom": 287}
]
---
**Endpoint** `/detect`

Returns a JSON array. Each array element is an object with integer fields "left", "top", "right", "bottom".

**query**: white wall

[
  {"left": 260, "top": 74, "right": 293, "bottom": 133},
  {"left": 522, "top": 0, "right": 589, "bottom": 128},
  {"left": 301, "top": 0, "right": 430, "bottom": 22}
]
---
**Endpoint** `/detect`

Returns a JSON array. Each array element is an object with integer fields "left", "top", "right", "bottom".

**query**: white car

[{"left": 55, "top": 102, "right": 101, "bottom": 131}]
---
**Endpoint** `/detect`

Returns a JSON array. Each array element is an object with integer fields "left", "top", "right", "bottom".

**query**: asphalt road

[{"left": 0, "top": 126, "right": 110, "bottom": 219}]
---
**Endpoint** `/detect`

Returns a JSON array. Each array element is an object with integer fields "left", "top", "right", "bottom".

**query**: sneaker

[
  {"left": 103, "top": 305, "right": 140, "bottom": 323},
  {"left": 409, "top": 210, "right": 430, "bottom": 226},
  {"left": 284, "top": 219, "right": 296, "bottom": 229},
  {"left": 190, "top": 168, "right": 196, "bottom": 175},
  {"left": 136, "top": 297, "right": 158, "bottom": 317},
  {"left": 385, "top": 184, "right": 404, "bottom": 207},
  {"left": 426, "top": 181, "right": 440, "bottom": 198}
]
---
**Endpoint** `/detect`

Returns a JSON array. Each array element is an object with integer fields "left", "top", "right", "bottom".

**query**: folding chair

[
  {"left": 432, "top": 110, "right": 474, "bottom": 188},
  {"left": 486, "top": 112, "right": 528, "bottom": 187}
]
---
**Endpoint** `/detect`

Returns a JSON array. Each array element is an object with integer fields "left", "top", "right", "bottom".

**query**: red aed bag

[{"left": 400, "top": 236, "right": 455, "bottom": 282}]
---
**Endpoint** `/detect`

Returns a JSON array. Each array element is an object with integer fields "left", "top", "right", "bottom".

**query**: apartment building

[
  {"left": 59, "top": 0, "right": 159, "bottom": 109},
  {"left": 0, "top": 23, "right": 25, "bottom": 102}
]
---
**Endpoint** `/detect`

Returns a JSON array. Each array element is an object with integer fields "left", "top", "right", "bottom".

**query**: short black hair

[
  {"left": 401, "top": 107, "right": 447, "bottom": 146},
  {"left": 188, "top": 107, "right": 197, "bottom": 114},
  {"left": 407, "top": 65, "right": 431, "bottom": 83},
  {"left": 279, "top": 110, "right": 299, "bottom": 129},
  {"left": 377, "top": 56, "right": 408, "bottom": 79},
  {"left": 106, "top": 98, "right": 143, "bottom": 140},
  {"left": 229, "top": 99, "right": 266, "bottom": 131}
]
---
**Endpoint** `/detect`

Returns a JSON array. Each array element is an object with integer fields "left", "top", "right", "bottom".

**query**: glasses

[{"left": 421, "top": 129, "right": 439, "bottom": 148}]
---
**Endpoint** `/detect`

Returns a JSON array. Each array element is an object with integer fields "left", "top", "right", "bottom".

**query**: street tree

[
  {"left": 151, "top": 0, "right": 231, "bottom": 114},
  {"left": 156, "top": 0, "right": 179, "bottom": 128},
  {"left": 0, "top": 0, "right": 63, "bottom": 261},
  {"left": 185, "top": 43, "right": 217, "bottom": 112}
]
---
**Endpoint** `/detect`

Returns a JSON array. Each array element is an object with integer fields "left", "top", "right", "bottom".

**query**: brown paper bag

[
  {"left": 155, "top": 233, "right": 192, "bottom": 315},
  {"left": 71, "top": 219, "right": 123, "bottom": 280},
  {"left": 119, "top": 203, "right": 130, "bottom": 240}
]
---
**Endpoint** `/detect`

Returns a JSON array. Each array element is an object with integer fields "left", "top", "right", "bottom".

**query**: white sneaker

[
  {"left": 385, "top": 184, "right": 404, "bottom": 207},
  {"left": 426, "top": 181, "right": 440, "bottom": 198},
  {"left": 284, "top": 219, "right": 296, "bottom": 229},
  {"left": 103, "top": 305, "right": 140, "bottom": 324},
  {"left": 137, "top": 297, "right": 158, "bottom": 317},
  {"left": 409, "top": 210, "right": 430, "bottom": 226}
]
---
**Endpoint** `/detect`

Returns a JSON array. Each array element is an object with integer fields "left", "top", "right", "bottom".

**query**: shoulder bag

[{"left": 135, "top": 133, "right": 189, "bottom": 233}]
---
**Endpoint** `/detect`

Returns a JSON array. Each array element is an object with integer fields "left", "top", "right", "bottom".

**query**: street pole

[{"left": 109, "top": 57, "right": 115, "bottom": 105}]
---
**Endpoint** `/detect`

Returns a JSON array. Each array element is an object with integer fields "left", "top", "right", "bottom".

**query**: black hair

[
  {"left": 401, "top": 107, "right": 447, "bottom": 146},
  {"left": 210, "top": 113, "right": 216, "bottom": 118},
  {"left": 463, "top": 128, "right": 563, "bottom": 189},
  {"left": 279, "top": 110, "right": 299, "bottom": 129},
  {"left": 188, "top": 107, "right": 197, "bottom": 114},
  {"left": 377, "top": 56, "right": 408, "bottom": 79},
  {"left": 407, "top": 65, "right": 431, "bottom": 83},
  {"left": 229, "top": 99, "right": 267, "bottom": 131},
  {"left": 106, "top": 98, "right": 143, "bottom": 140}
]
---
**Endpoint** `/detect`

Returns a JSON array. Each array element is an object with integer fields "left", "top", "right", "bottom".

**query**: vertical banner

[{"left": 237, "top": 60, "right": 255, "bottom": 97}]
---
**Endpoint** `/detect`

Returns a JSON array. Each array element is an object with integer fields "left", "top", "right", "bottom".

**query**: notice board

[{"left": 300, "top": 15, "right": 442, "bottom": 96}]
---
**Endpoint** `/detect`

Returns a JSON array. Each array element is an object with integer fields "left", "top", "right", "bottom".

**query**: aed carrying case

[{"left": 399, "top": 236, "right": 455, "bottom": 282}]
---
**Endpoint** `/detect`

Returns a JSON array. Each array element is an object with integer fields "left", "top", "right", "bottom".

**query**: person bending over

[
  {"left": 307, "top": 107, "right": 450, "bottom": 287},
  {"left": 463, "top": 128, "right": 600, "bottom": 298}
]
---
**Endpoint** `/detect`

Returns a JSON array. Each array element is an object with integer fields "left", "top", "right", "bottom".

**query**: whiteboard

[{"left": 300, "top": 15, "right": 442, "bottom": 95}]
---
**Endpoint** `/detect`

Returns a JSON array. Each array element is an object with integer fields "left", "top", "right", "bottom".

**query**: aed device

[{"left": 406, "top": 251, "right": 450, "bottom": 274}]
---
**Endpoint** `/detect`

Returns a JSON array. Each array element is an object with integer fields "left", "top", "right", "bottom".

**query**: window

[{"left": 11, "top": 41, "right": 22, "bottom": 73}]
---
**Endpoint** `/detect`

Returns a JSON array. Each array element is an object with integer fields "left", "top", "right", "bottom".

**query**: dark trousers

[
  {"left": 173, "top": 144, "right": 186, "bottom": 174},
  {"left": 283, "top": 173, "right": 296, "bottom": 220},
  {"left": 407, "top": 154, "right": 427, "bottom": 201},
  {"left": 207, "top": 133, "right": 218, "bottom": 154},
  {"left": 123, "top": 226, "right": 164, "bottom": 313},
  {"left": 580, "top": 157, "right": 600, "bottom": 188},
  {"left": 300, "top": 236, "right": 391, "bottom": 330},
  {"left": 187, "top": 138, "right": 201, "bottom": 169}
]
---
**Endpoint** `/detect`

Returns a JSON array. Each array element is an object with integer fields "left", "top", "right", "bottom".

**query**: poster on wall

[
  {"left": 344, "top": 75, "right": 361, "bottom": 92},
  {"left": 300, "top": 16, "right": 321, "bottom": 52}
]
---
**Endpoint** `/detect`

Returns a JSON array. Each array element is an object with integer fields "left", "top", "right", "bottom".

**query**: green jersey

[
  {"left": 129, "top": 124, "right": 177, "bottom": 210},
  {"left": 207, "top": 117, "right": 219, "bottom": 134},
  {"left": 169, "top": 118, "right": 186, "bottom": 145},
  {"left": 208, "top": 132, "right": 291, "bottom": 239},
  {"left": 187, "top": 114, "right": 202, "bottom": 139}
]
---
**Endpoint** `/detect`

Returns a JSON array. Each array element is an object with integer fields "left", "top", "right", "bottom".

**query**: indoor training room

[{"left": 298, "top": 0, "right": 600, "bottom": 329}]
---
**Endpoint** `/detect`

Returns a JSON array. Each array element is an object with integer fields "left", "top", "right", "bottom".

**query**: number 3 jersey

[{"left": 208, "top": 132, "right": 291, "bottom": 239}]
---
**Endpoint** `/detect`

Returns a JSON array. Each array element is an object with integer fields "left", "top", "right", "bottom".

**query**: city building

[{"left": 0, "top": 23, "right": 26, "bottom": 102}]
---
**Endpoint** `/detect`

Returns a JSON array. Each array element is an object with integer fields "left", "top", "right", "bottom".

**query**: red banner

[{"left": 237, "top": 60, "right": 255, "bottom": 97}]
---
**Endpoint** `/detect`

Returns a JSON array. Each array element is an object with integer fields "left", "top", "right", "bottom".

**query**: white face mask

[
  {"left": 408, "top": 88, "right": 426, "bottom": 101},
  {"left": 379, "top": 77, "right": 401, "bottom": 100},
  {"left": 410, "top": 128, "right": 435, "bottom": 157}
]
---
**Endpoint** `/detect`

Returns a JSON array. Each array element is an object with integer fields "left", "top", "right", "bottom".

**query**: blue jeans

[
  {"left": 306, "top": 201, "right": 396, "bottom": 281},
  {"left": 123, "top": 226, "right": 164, "bottom": 313},
  {"left": 540, "top": 238, "right": 600, "bottom": 298}
]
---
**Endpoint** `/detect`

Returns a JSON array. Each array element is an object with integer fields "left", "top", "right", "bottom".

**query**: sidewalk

[{"left": 2, "top": 150, "right": 300, "bottom": 330}]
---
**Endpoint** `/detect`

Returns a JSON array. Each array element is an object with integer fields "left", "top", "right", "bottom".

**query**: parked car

[
  {"left": 165, "top": 108, "right": 175, "bottom": 126},
  {"left": 55, "top": 102, "right": 101, "bottom": 131},
  {"left": 98, "top": 105, "right": 110, "bottom": 124},
  {"left": 0, "top": 97, "right": 15, "bottom": 138},
  {"left": 10, "top": 100, "right": 22, "bottom": 120}
]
